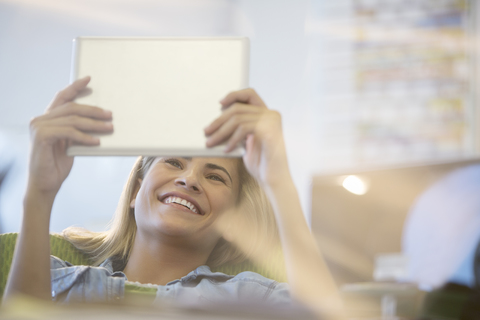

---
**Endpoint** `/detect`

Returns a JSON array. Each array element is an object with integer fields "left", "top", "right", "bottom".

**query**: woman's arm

[
  {"left": 262, "top": 178, "right": 342, "bottom": 313},
  {"left": 204, "top": 89, "right": 342, "bottom": 316},
  {"left": 3, "top": 77, "right": 113, "bottom": 302}
]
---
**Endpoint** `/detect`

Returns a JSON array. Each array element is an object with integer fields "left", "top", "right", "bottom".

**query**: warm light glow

[{"left": 342, "top": 175, "right": 368, "bottom": 195}]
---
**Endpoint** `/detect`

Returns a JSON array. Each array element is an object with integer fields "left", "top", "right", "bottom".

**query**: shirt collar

[
  {"left": 99, "top": 257, "right": 115, "bottom": 272},
  {"left": 176, "top": 265, "right": 234, "bottom": 284},
  {"left": 99, "top": 259, "right": 234, "bottom": 283}
]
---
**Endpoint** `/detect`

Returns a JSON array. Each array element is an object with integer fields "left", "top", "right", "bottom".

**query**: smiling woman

[
  {"left": 3, "top": 77, "right": 342, "bottom": 317},
  {"left": 63, "top": 156, "right": 278, "bottom": 272}
]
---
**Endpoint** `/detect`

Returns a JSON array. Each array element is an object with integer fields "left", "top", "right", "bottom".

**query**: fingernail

[
  {"left": 104, "top": 110, "right": 112, "bottom": 116},
  {"left": 219, "top": 99, "right": 226, "bottom": 104},
  {"left": 207, "top": 137, "right": 216, "bottom": 147}
]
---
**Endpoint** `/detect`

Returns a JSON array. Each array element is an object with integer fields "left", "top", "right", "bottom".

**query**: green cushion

[{"left": 0, "top": 232, "right": 286, "bottom": 298}]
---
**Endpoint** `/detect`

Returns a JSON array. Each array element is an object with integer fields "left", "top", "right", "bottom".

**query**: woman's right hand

[{"left": 27, "top": 76, "right": 113, "bottom": 198}]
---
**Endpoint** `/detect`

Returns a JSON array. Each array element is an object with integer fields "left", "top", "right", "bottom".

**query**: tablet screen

[{"left": 68, "top": 37, "right": 249, "bottom": 157}]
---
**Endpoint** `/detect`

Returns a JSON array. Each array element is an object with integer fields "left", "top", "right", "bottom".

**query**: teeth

[{"left": 163, "top": 196, "right": 199, "bottom": 214}]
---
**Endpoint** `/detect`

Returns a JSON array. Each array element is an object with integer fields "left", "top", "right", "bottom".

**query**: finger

[
  {"left": 33, "top": 126, "right": 100, "bottom": 147},
  {"left": 47, "top": 76, "right": 91, "bottom": 111},
  {"left": 42, "top": 103, "right": 112, "bottom": 122},
  {"left": 224, "top": 122, "right": 257, "bottom": 153},
  {"left": 220, "top": 88, "right": 267, "bottom": 109},
  {"left": 204, "top": 103, "right": 260, "bottom": 136},
  {"left": 40, "top": 115, "right": 114, "bottom": 134},
  {"left": 243, "top": 133, "right": 263, "bottom": 170},
  {"left": 243, "top": 133, "right": 256, "bottom": 164},
  {"left": 206, "top": 114, "right": 257, "bottom": 148}
]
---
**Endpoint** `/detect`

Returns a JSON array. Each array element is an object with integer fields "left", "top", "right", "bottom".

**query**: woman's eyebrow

[{"left": 205, "top": 163, "right": 232, "bottom": 183}]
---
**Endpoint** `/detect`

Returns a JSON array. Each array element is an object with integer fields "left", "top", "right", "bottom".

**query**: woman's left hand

[
  {"left": 206, "top": 90, "right": 344, "bottom": 317},
  {"left": 204, "top": 88, "right": 291, "bottom": 188}
]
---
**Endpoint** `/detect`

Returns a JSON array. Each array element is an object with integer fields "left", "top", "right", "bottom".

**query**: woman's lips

[{"left": 157, "top": 194, "right": 204, "bottom": 215}]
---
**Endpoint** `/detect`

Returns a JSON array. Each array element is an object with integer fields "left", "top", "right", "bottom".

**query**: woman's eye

[
  {"left": 208, "top": 174, "right": 225, "bottom": 183},
  {"left": 165, "top": 158, "right": 182, "bottom": 169}
]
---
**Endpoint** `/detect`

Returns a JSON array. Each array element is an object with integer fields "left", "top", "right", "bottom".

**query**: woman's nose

[{"left": 174, "top": 173, "right": 201, "bottom": 192}]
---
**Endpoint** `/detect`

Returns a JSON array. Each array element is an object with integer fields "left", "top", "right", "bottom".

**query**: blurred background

[{"left": 1, "top": 0, "right": 480, "bottom": 296}]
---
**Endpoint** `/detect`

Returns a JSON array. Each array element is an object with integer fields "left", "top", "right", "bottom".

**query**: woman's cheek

[
  {"left": 216, "top": 190, "right": 237, "bottom": 212},
  {"left": 134, "top": 187, "right": 152, "bottom": 217}
]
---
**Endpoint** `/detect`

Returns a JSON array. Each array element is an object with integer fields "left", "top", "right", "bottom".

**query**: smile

[{"left": 162, "top": 196, "right": 201, "bottom": 215}]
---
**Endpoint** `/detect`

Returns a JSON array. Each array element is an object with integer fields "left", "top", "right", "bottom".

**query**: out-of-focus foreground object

[
  {"left": 311, "top": 157, "right": 480, "bottom": 318},
  {"left": 403, "top": 164, "right": 480, "bottom": 289},
  {"left": 403, "top": 164, "right": 480, "bottom": 319}
]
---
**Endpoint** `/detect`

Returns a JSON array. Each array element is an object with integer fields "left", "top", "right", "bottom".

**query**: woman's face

[{"left": 132, "top": 157, "right": 240, "bottom": 246}]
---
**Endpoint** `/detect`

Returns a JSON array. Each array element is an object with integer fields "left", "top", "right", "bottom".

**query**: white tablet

[{"left": 68, "top": 37, "right": 249, "bottom": 157}]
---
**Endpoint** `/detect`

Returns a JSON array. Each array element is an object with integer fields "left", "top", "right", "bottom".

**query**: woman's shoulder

[
  {"left": 229, "top": 270, "right": 286, "bottom": 286},
  {"left": 193, "top": 266, "right": 290, "bottom": 304},
  {"left": 50, "top": 255, "right": 125, "bottom": 303},
  {"left": 50, "top": 255, "right": 119, "bottom": 279},
  {"left": 50, "top": 255, "right": 119, "bottom": 271},
  {"left": 198, "top": 266, "right": 288, "bottom": 291},
  {"left": 50, "top": 255, "right": 74, "bottom": 269},
  {"left": 196, "top": 265, "right": 287, "bottom": 285}
]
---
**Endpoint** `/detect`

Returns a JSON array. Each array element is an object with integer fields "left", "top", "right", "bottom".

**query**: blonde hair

[{"left": 63, "top": 156, "right": 279, "bottom": 268}]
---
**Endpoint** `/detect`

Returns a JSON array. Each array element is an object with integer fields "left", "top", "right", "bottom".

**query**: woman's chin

[{"left": 140, "top": 216, "right": 202, "bottom": 238}]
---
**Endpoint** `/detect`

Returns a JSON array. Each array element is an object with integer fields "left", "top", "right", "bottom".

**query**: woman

[{"left": 4, "top": 77, "right": 341, "bottom": 315}]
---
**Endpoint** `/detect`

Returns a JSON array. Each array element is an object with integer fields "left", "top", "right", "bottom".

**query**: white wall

[{"left": 233, "top": 0, "right": 315, "bottom": 219}]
